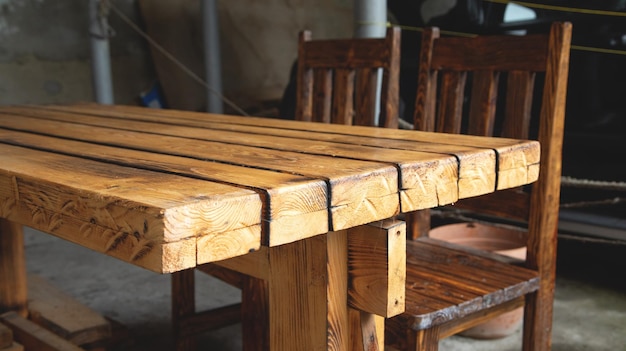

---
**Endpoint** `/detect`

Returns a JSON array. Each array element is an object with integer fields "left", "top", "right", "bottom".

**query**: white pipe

[
  {"left": 202, "top": 0, "right": 223, "bottom": 113},
  {"left": 354, "top": 0, "right": 387, "bottom": 125},
  {"left": 354, "top": 0, "right": 387, "bottom": 39},
  {"left": 89, "top": 0, "right": 114, "bottom": 105}
]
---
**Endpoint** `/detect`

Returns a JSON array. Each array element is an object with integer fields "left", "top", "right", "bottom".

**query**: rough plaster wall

[
  {"left": 0, "top": 0, "right": 155, "bottom": 105},
  {"left": 218, "top": 0, "right": 354, "bottom": 105},
  {"left": 0, "top": 0, "right": 353, "bottom": 109}
]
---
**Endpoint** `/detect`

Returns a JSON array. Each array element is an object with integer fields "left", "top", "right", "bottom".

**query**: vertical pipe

[
  {"left": 354, "top": 0, "right": 387, "bottom": 39},
  {"left": 202, "top": 0, "right": 224, "bottom": 113},
  {"left": 89, "top": 0, "right": 114, "bottom": 105},
  {"left": 354, "top": 0, "right": 387, "bottom": 125}
]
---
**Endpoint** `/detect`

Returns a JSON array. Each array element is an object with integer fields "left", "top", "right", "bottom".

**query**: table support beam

[{"left": 268, "top": 231, "right": 349, "bottom": 350}]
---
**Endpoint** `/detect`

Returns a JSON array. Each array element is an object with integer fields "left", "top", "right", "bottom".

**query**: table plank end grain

[
  {"left": 494, "top": 141, "right": 541, "bottom": 190},
  {"left": 398, "top": 158, "right": 459, "bottom": 212},
  {"left": 329, "top": 165, "right": 399, "bottom": 231},
  {"left": 0, "top": 146, "right": 262, "bottom": 273},
  {"left": 0, "top": 219, "right": 27, "bottom": 317},
  {"left": 348, "top": 220, "right": 406, "bottom": 318}
]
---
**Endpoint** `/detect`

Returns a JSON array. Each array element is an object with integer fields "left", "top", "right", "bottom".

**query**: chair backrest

[
  {"left": 414, "top": 22, "right": 571, "bottom": 269},
  {"left": 295, "top": 27, "right": 401, "bottom": 128}
]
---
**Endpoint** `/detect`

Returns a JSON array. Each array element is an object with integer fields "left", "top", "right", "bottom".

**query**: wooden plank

[
  {"left": 302, "top": 37, "right": 390, "bottom": 69},
  {"left": 347, "top": 220, "right": 405, "bottom": 318},
  {"left": 0, "top": 219, "right": 27, "bottom": 318},
  {"left": 18, "top": 104, "right": 525, "bottom": 202},
  {"left": 0, "top": 111, "right": 399, "bottom": 236},
  {"left": 0, "top": 125, "right": 326, "bottom": 248},
  {"left": 1, "top": 342, "right": 23, "bottom": 351},
  {"left": 3, "top": 107, "right": 469, "bottom": 209},
  {"left": 214, "top": 246, "right": 269, "bottom": 280},
  {"left": 27, "top": 275, "right": 111, "bottom": 347},
  {"left": 0, "top": 322, "right": 13, "bottom": 349},
  {"left": 0, "top": 312, "right": 84, "bottom": 351},
  {"left": 38, "top": 103, "right": 537, "bottom": 151},
  {"left": 0, "top": 145, "right": 260, "bottom": 272},
  {"left": 196, "top": 264, "right": 245, "bottom": 289},
  {"left": 439, "top": 297, "right": 524, "bottom": 339}
]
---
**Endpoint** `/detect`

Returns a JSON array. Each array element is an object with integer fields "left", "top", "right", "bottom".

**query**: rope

[
  {"left": 484, "top": 0, "right": 626, "bottom": 17},
  {"left": 561, "top": 197, "right": 626, "bottom": 209},
  {"left": 107, "top": 1, "right": 249, "bottom": 116},
  {"left": 561, "top": 176, "right": 626, "bottom": 192}
]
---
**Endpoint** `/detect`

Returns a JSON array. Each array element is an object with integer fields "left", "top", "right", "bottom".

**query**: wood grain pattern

[
  {"left": 0, "top": 103, "right": 539, "bottom": 274},
  {"left": 0, "top": 144, "right": 260, "bottom": 272},
  {"left": 347, "top": 220, "right": 405, "bottom": 318},
  {"left": 0, "top": 110, "right": 396, "bottom": 236},
  {"left": 268, "top": 231, "right": 349, "bottom": 351},
  {"left": 11, "top": 106, "right": 527, "bottom": 208},
  {"left": 33, "top": 103, "right": 537, "bottom": 195}
]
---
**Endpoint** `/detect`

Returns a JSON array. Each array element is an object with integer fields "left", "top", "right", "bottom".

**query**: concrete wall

[
  {"left": 0, "top": 0, "right": 353, "bottom": 111},
  {"left": 0, "top": 0, "right": 154, "bottom": 105}
]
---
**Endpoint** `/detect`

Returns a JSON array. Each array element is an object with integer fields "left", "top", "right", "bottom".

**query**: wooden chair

[
  {"left": 171, "top": 26, "right": 401, "bottom": 351},
  {"left": 386, "top": 22, "right": 572, "bottom": 351},
  {"left": 296, "top": 26, "right": 400, "bottom": 128}
]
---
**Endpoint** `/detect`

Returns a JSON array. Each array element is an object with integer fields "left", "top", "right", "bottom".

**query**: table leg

[
  {"left": 172, "top": 269, "right": 196, "bottom": 351},
  {"left": 0, "top": 218, "right": 27, "bottom": 317},
  {"left": 268, "top": 230, "right": 349, "bottom": 351}
]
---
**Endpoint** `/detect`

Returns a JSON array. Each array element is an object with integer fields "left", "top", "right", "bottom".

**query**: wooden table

[{"left": 0, "top": 104, "right": 540, "bottom": 350}]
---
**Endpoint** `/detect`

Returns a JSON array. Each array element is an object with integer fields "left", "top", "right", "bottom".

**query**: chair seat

[{"left": 394, "top": 237, "right": 540, "bottom": 331}]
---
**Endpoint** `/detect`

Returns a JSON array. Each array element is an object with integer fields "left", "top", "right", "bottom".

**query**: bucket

[{"left": 429, "top": 222, "right": 527, "bottom": 339}]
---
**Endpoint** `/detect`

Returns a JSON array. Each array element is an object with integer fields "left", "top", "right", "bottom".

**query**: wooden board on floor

[
  {"left": 1, "top": 342, "right": 24, "bottom": 351},
  {"left": 0, "top": 322, "right": 13, "bottom": 348},
  {"left": 0, "top": 312, "right": 83, "bottom": 351},
  {"left": 27, "top": 275, "right": 111, "bottom": 347}
]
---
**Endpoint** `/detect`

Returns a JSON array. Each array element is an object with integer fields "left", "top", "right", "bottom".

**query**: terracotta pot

[{"left": 429, "top": 222, "right": 527, "bottom": 339}]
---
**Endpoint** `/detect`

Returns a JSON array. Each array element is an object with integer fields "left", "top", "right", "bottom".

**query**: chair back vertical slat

[
  {"left": 312, "top": 69, "right": 332, "bottom": 123},
  {"left": 380, "top": 27, "right": 401, "bottom": 129},
  {"left": 414, "top": 27, "right": 439, "bottom": 132},
  {"left": 467, "top": 71, "right": 499, "bottom": 136},
  {"left": 296, "top": 30, "right": 313, "bottom": 122},
  {"left": 502, "top": 71, "right": 535, "bottom": 139},
  {"left": 332, "top": 69, "right": 356, "bottom": 125},
  {"left": 355, "top": 68, "right": 378, "bottom": 126},
  {"left": 437, "top": 71, "right": 466, "bottom": 134}
]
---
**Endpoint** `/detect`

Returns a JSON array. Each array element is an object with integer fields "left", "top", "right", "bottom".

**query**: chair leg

[
  {"left": 522, "top": 287, "right": 555, "bottom": 351},
  {"left": 241, "top": 276, "right": 269, "bottom": 351},
  {"left": 408, "top": 327, "right": 440, "bottom": 351},
  {"left": 172, "top": 269, "right": 196, "bottom": 351}
]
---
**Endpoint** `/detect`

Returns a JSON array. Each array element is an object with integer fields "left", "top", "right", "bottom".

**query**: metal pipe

[
  {"left": 353, "top": 0, "right": 387, "bottom": 125},
  {"left": 354, "top": 0, "right": 387, "bottom": 39},
  {"left": 89, "top": 0, "right": 114, "bottom": 104},
  {"left": 202, "top": 0, "right": 223, "bottom": 113}
]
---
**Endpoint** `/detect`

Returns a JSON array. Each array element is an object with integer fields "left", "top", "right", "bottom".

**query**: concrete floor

[{"left": 22, "top": 227, "right": 626, "bottom": 351}]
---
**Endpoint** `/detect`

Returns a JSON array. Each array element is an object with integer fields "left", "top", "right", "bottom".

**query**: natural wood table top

[{"left": 0, "top": 104, "right": 539, "bottom": 273}]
